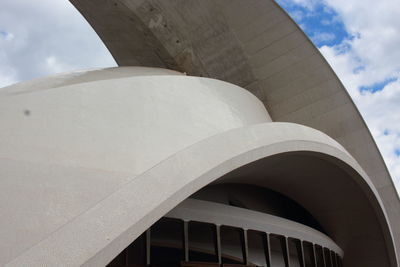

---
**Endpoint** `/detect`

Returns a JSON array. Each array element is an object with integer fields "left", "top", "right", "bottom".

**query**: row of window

[{"left": 107, "top": 218, "right": 342, "bottom": 267}]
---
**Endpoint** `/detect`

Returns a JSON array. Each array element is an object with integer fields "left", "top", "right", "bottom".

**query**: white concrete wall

[
  {"left": 0, "top": 67, "right": 396, "bottom": 267},
  {"left": 0, "top": 67, "right": 270, "bottom": 266},
  {"left": 4, "top": 120, "right": 391, "bottom": 267},
  {"left": 68, "top": 2, "right": 400, "bottom": 264}
]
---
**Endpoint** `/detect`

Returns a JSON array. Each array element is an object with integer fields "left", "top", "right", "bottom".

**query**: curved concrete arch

[
  {"left": 2, "top": 0, "right": 398, "bottom": 265},
  {"left": 70, "top": 1, "right": 400, "bottom": 258},
  {"left": 0, "top": 70, "right": 274, "bottom": 266},
  {"left": 5, "top": 122, "right": 396, "bottom": 267},
  {"left": 0, "top": 72, "right": 270, "bottom": 176}
]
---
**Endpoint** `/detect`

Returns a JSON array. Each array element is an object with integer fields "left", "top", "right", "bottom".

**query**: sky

[
  {"left": 0, "top": 0, "right": 399, "bottom": 190},
  {"left": 276, "top": 0, "right": 400, "bottom": 190}
]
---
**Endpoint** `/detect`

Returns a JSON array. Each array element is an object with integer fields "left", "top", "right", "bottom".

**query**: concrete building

[{"left": 0, "top": 1, "right": 399, "bottom": 267}]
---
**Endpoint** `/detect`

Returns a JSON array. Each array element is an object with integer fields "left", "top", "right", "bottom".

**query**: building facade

[{"left": 0, "top": 1, "right": 399, "bottom": 267}]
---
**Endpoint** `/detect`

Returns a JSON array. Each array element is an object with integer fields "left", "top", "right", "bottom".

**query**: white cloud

[
  {"left": 289, "top": 9, "right": 306, "bottom": 21},
  {"left": 0, "top": 31, "right": 15, "bottom": 41},
  {"left": 278, "top": 0, "right": 400, "bottom": 189},
  {"left": 320, "top": 15, "right": 341, "bottom": 26},
  {"left": 0, "top": 0, "right": 116, "bottom": 87},
  {"left": 282, "top": 0, "right": 319, "bottom": 10},
  {"left": 0, "top": 69, "right": 16, "bottom": 88},
  {"left": 311, "top": 32, "right": 336, "bottom": 43},
  {"left": 317, "top": 0, "right": 400, "bottom": 188},
  {"left": 356, "top": 80, "right": 400, "bottom": 186},
  {"left": 44, "top": 56, "right": 73, "bottom": 75}
]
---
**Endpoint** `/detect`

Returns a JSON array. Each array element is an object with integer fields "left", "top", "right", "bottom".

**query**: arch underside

[
  {"left": 6, "top": 122, "right": 397, "bottom": 267},
  {"left": 1, "top": 0, "right": 399, "bottom": 265},
  {"left": 69, "top": 1, "right": 400, "bottom": 263}
]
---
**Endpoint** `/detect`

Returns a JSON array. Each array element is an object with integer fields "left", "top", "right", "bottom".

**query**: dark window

[
  {"left": 288, "top": 238, "right": 302, "bottom": 267},
  {"left": 331, "top": 251, "right": 338, "bottom": 267},
  {"left": 247, "top": 230, "right": 268, "bottom": 266},
  {"left": 303, "top": 241, "right": 315, "bottom": 267},
  {"left": 315, "top": 245, "right": 325, "bottom": 267},
  {"left": 324, "top": 248, "right": 333, "bottom": 267},
  {"left": 220, "top": 226, "right": 245, "bottom": 264},
  {"left": 151, "top": 218, "right": 184, "bottom": 267},
  {"left": 270, "top": 235, "right": 286, "bottom": 267},
  {"left": 188, "top": 221, "right": 218, "bottom": 262},
  {"left": 127, "top": 232, "right": 146, "bottom": 265}
]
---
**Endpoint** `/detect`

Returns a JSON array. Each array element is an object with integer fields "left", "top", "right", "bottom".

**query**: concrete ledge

[{"left": 5, "top": 122, "right": 396, "bottom": 267}]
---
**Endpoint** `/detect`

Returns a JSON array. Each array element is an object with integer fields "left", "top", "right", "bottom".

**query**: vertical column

[
  {"left": 321, "top": 248, "right": 327, "bottom": 267},
  {"left": 146, "top": 229, "right": 151, "bottom": 266},
  {"left": 329, "top": 251, "right": 334, "bottom": 267},
  {"left": 312, "top": 244, "right": 318, "bottom": 267},
  {"left": 215, "top": 225, "right": 222, "bottom": 265},
  {"left": 183, "top": 221, "right": 189, "bottom": 262},
  {"left": 242, "top": 229, "right": 249, "bottom": 265},
  {"left": 281, "top": 236, "right": 290, "bottom": 267},
  {"left": 299, "top": 241, "right": 306, "bottom": 267},
  {"left": 264, "top": 233, "right": 272, "bottom": 267},
  {"left": 334, "top": 251, "right": 339, "bottom": 267}
]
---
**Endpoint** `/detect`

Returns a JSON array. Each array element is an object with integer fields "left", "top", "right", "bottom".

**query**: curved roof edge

[
  {"left": 67, "top": 0, "right": 398, "bottom": 190},
  {"left": 0, "top": 66, "right": 183, "bottom": 96},
  {"left": 5, "top": 122, "right": 397, "bottom": 267},
  {"left": 69, "top": 0, "right": 400, "bottom": 257}
]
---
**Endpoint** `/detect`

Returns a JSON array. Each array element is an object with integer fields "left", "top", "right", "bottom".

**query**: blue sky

[
  {"left": 278, "top": 1, "right": 351, "bottom": 47},
  {"left": 277, "top": 0, "right": 400, "bottom": 189},
  {"left": 278, "top": 0, "right": 400, "bottom": 93},
  {"left": 0, "top": 0, "right": 399, "bottom": 190}
]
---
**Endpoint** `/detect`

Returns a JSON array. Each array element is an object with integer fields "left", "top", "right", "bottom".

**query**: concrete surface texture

[
  {"left": 0, "top": 0, "right": 399, "bottom": 267},
  {"left": 68, "top": 0, "right": 400, "bottom": 265},
  {"left": 0, "top": 67, "right": 270, "bottom": 266},
  {"left": 1, "top": 105, "right": 395, "bottom": 266}
]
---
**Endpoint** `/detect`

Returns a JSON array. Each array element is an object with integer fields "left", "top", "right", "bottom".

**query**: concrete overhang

[
  {"left": 4, "top": 122, "right": 396, "bottom": 266},
  {"left": 2, "top": 1, "right": 399, "bottom": 266},
  {"left": 0, "top": 67, "right": 397, "bottom": 266},
  {"left": 69, "top": 0, "right": 400, "bottom": 263}
]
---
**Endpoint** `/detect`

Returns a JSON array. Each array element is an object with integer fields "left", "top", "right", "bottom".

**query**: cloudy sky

[
  {"left": 1, "top": 0, "right": 399, "bottom": 189},
  {"left": 276, "top": 0, "right": 400, "bottom": 190}
]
